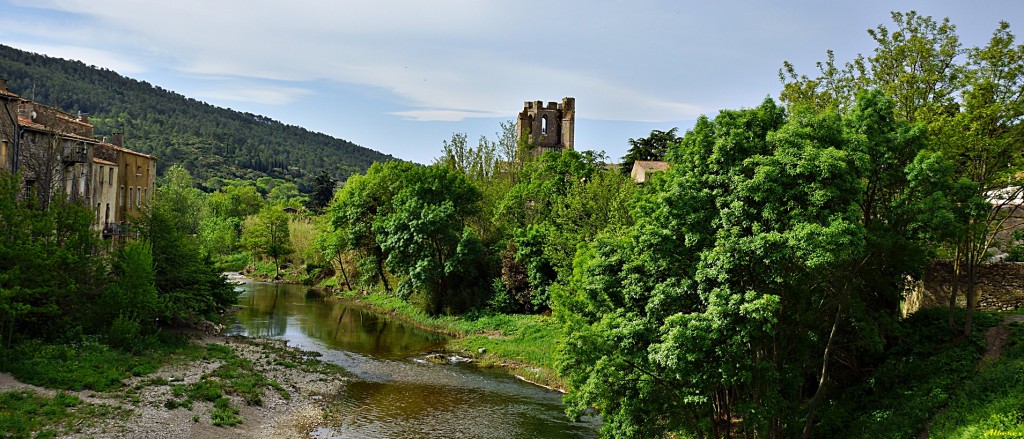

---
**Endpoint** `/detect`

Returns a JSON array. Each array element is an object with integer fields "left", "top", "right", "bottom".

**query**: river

[{"left": 226, "top": 278, "right": 600, "bottom": 438}]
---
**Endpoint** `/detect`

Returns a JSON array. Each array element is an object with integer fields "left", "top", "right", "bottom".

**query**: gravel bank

[{"left": 0, "top": 334, "right": 349, "bottom": 438}]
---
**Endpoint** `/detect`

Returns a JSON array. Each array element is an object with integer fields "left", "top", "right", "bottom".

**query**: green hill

[{"left": 0, "top": 44, "right": 396, "bottom": 190}]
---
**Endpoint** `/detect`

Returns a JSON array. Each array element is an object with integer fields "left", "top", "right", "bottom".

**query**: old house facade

[
  {"left": 0, "top": 80, "right": 17, "bottom": 173},
  {"left": 516, "top": 97, "right": 575, "bottom": 155},
  {"left": 0, "top": 81, "right": 157, "bottom": 238},
  {"left": 111, "top": 133, "right": 157, "bottom": 222},
  {"left": 16, "top": 100, "right": 96, "bottom": 209}
]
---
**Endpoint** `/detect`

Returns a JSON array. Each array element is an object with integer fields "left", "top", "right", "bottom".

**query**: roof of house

[
  {"left": 92, "top": 157, "right": 118, "bottom": 166},
  {"left": 17, "top": 118, "right": 98, "bottom": 143},
  {"left": 632, "top": 160, "right": 670, "bottom": 173},
  {"left": 110, "top": 144, "right": 157, "bottom": 160}
]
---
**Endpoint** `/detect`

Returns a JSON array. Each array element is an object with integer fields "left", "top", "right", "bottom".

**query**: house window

[
  {"left": 108, "top": 168, "right": 113, "bottom": 185},
  {"left": 104, "top": 203, "right": 110, "bottom": 225},
  {"left": 1, "top": 141, "right": 7, "bottom": 168},
  {"left": 143, "top": 188, "right": 147, "bottom": 204},
  {"left": 136, "top": 165, "right": 141, "bottom": 176},
  {"left": 128, "top": 187, "right": 133, "bottom": 207},
  {"left": 136, "top": 186, "right": 141, "bottom": 207},
  {"left": 98, "top": 166, "right": 104, "bottom": 184},
  {"left": 120, "top": 185, "right": 125, "bottom": 207}
]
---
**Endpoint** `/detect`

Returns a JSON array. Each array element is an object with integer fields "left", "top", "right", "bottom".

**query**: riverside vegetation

[{"left": 3, "top": 10, "right": 1024, "bottom": 439}]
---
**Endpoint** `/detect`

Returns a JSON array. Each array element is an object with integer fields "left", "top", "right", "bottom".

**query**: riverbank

[
  {"left": 0, "top": 333, "right": 349, "bottom": 438},
  {"left": 328, "top": 289, "right": 567, "bottom": 391}
]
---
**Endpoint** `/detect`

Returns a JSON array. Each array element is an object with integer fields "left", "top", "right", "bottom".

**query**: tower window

[{"left": 541, "top": 115, "right": 548, "bottom": 134}]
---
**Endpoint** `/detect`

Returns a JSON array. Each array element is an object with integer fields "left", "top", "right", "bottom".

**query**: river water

[{"left": 226, "top": 279, "right": 599, "bottom": 438}]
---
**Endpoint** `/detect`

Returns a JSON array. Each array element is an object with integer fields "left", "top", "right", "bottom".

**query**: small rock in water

[{"left": 425, "top": 353, "right": 450, "bottom": 364}]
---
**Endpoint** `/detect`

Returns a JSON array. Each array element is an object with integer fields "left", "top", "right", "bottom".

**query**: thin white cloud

[
  {"left": 389, "top": 109, "right": 507, "bottom": 122},
  {"left": 196, "top": 86, "right": 312, "bottom": 106},
  {"left": 4, "top": 42, "right": 146, "bottom": 74},
  {"left": 7, "top": 0, "right": 708, "bottom": 122}
]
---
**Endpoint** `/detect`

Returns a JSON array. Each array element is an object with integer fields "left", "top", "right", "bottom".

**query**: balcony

[
  {"left": 62, "top": 144, "right": 87, "bottom": 164},
  {"left": 102, "top": 221, "right": 126, "bottom": 239}
]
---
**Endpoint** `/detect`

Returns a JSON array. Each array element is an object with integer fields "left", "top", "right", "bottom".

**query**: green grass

[
  {"left": 814, "top": 308, "right": 1004, "bottom": 438},
  {"left": 0, "top": 390, "right": 129, "bottom": 438},
  {"left": 161, "top": 341, "right": 292, "bottom": 424},
  {"left": 929, "top": 321, "right": 1024, "bottom": 438},
  {"left": 336, "top": 290, "right": 564, "bottom": 388},
  {"left": 0, "top": 335, "right": 193, "bottom": 392},
  {"left": 0, "top": 334, "right": 331, "bottom": 429}
]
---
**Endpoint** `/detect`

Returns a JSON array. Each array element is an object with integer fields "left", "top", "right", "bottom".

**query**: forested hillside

[{"left": 0, "top": 44, "right": 396, "bottom": 189}]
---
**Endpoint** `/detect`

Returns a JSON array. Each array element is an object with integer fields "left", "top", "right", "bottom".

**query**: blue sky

[{"left": 1, "top": 1, "right": 1021, "bottom": 164}]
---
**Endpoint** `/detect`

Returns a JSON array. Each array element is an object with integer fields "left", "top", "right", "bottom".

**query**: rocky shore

[{"left": 0, "top": 334, "right": 349, "bottom": 438}]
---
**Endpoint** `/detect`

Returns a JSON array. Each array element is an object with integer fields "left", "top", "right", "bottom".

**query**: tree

[
  {"left": 158, "top": 165, "right": 206, "bottom": 236},
  {"left": 242, "top": 206, "right": 293, "bottom": 278},
  {"left": 619, "top": 127, "right": 680, "bottom": 174},
  {"left": 556, "top": 95, "right": 956, "bottom": 438},
  {"left": 306, "top": 171, "right": 336, "bottom": 212},
  {"left": 0, "top": 170, "right": 104, "bottom": 343},
  {"left": 372, "top": 165, "right": 485, "bottom": 314},
  {"left": 779, "top": 12, "right": 1024, "bottom": 336},
  {"left": 328, "top": 161, "right": 409, "bottom": 293}
]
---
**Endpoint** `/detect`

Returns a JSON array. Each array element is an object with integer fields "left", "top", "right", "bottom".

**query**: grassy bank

[
  {"left": 0, "top": 333, "right": 349, "bottom": 437},
  {"left": 928, "top": 317, "right": 1024, "bottom": 438},
  {"left": 814, "top": 308, "right": 1019, "bottom": 438},
  {"left": 331, "top": 290, "right": 565, "bottom": 390},
  {"left": 0, "top": 390, "right": 129, "bottom": 439}
]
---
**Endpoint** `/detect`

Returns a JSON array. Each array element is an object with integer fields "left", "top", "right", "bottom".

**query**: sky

[{"left": 0, "top": 1, "right": 1022, "bottom": 164}]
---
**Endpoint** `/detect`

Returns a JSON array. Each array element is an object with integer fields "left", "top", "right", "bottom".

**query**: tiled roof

[
  {"left": 633, "top": 160, "right": 670, "bottom": 172},
  {"left": 17, "top": 119, "right": 98, "bottom": 143},
  {"left": 110, "top": 144, "right": 158, "bottom": 160}
]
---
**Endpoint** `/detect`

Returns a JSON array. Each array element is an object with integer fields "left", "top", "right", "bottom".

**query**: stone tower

[{"left": 516, "top": 97, "right": 574, "bottom": 154}]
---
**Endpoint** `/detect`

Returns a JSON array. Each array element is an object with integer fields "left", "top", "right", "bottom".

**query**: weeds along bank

[
  {"left": 0, "top": 332, "right": 351, "bottom": 438},
  {"left": 324, "top": 289, "right": 566, "bottom": 390}
]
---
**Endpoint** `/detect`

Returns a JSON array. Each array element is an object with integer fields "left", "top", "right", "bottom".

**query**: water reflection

[
  {"left": 228, "top": 279, "right": 599, "bottom": 438},
  {"left": 231, "top": 281, "right": 447, "bottom": 359}
]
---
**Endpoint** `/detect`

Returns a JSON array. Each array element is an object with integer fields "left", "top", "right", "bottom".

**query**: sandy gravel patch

[{"left": 0, "top": 335, "right": 349, "bottom": 439}]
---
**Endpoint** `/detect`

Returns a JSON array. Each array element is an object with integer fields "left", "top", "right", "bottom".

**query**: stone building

[
  {"left": 630, "top": 160, "right": 669, "bottom": 184},
  {"left": 110, "top": 132, "right": 157, "bottom": 223},
  {"left": 0, "top": 79, "right": 17, "bottom": 173},
  {"left": 516, "top": 97, "right": 575, "bottom": 154},
  {"left": 15, "top": 100, "right": 96, "bottom": 209},
  {"left": 0, "top": 81, "right": 157, "bottom": 238}
]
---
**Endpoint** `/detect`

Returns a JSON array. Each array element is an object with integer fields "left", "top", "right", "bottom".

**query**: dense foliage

[
  {"left": 0, "top": 44, "right": 395, "bottom": 189},
  {"left": 0, "top": 170, "right": 236, "bottom": 350},
  {"left": 2, "top": 10, "right": 1023, "bottom": 439},
  {"left": 781, "top": 11, "right": 1024, "bottom": 337}
]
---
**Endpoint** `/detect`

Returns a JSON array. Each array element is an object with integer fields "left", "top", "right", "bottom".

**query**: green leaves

[
  {"left": 329, "top": 162, "right": 487, "bottom": 314},
  {"left": 556, "top": 92, "right": 958, "bottom": 437}
]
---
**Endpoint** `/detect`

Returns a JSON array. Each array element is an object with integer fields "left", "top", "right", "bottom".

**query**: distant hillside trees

[{"left": 0, "top": 44, "right": 396, "bottom": 190}]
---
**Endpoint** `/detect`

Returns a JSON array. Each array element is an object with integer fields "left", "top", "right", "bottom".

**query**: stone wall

[{"left": 904, "top": 261, "right": 1024, "bottom": 316}]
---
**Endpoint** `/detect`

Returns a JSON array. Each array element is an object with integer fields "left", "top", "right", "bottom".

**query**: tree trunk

[
  {"left": 964, "top": 257, "right": 977, "bottom": 337},
  {"left": 948, "top": 247, "right": 962, "bottom": 333},
  {"left": 802, "top": 305, "right": 841, "bottom": 439},
  {"left": 376, "top": 259, "right": 391, "bottom": 293},
  {"left": 336, "top": 255, "right": 352, "bottom": 291}
]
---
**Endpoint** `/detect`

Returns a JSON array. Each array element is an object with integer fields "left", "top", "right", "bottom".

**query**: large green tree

[
  {"left": 328, "top": 161, "right": 488, "bottom": 314},
  {"left": 556, "top": 94, "right": 954, "bottom": 438},
  {"left": 619, "top": 127, "right": 680, "bottom": 174},
  {"left": 780, "top": 11, "right": 1024, "bottom": 336},
  {"left": 242, "top": 206, "right": 294, "bottom": 278}
]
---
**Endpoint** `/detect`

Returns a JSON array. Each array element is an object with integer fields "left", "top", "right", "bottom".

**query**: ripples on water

[{"left": 227, "top": 279, "right": 599, "bottom": 438}]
